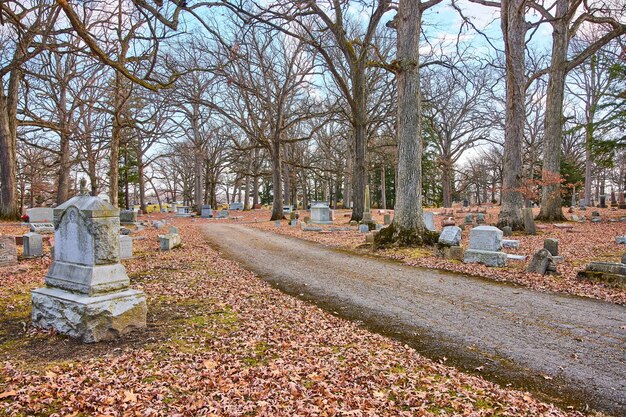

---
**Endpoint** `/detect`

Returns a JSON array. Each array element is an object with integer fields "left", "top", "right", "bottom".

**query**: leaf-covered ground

[
  {"left": 0, "top": 218, "right": 601, "bottom": 416},
  {"left": 244, "top": 207, "right": 626, "bottom": 304}
]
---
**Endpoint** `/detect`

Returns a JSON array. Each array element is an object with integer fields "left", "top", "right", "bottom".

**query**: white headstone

[
  {"left": 27, "top": 207, "right": 54, "bottom": 223},
  {"left": 310, "top": 203, "right": 332, "bottom": 224},
  {"left": 438, "top": 226, "right": 461, "bottom": 246},
  {"left": 23, "top": 232, "right": 43, "bottom": 258},
  {"left": 119, "top": 235, "right": 133, "bottom": 259},
  {"left": 467, "top": 226, "right": 503, "bottom": 251},
  {"left": 423, "top": 212, "right": 436, "bottom": 232}
]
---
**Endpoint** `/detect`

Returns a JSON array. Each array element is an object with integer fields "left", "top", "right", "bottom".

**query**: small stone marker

[
  {"left": 31, "top": 179, "right": 146, "bottom": 343},
  {"left": 476, "top": 213, "right": 486, "bottom": 225},
  {"left": 119, "top": 235, "right": 133, "bottom": 259},
  {"left": 544, "top": 238, "right": 558, "bottom": 256},
  {"left": 527, "top": 249, "right": 556, "bottom": 275},
  {"left": 0, "top": 236, "right": 18, "bottom": 267},
  {"left": 384, "top": 214, "right": 391, "bottom": 225},
  {"left": 438, "top": 226, "right": 461, "bottom": 246},
  {"left": 523, "top": 208, "right": 536, "bottom": 235},
  {"left": 359, "top": 224, "right": 369, "bottom": 233},
  {"left": 23, "top": 232, "right": 43, "bottom": 258},
  {"left": 577, "top": 262, "right": 625, "bottom": 288},
  {"left": 168, "top": 226, "right": 179, "bottom": 235},
  {"left": 423, "top": 212, "right": 436, "bottom": 232},
  {"left": 507, "top": 254, "right": 527, "bottom": 261},
  {"left": 501, "top": 226, "right": 512, "bottom": 237},
  {"left": 616, "top": 236, "right": 626, "bottom": 244},
  {"left": 502, "top": 239, "right": 520, "bottom": 249},
  {"left": 119, "top": 210, "right": 138, "bottom": 224},
  {"left": 463, "top": 226, "right": 507, "bottom": 267},
  {"left": 229, "top": 202, "right": 243, "bottom": 210},
  {"left": 159, "top": 233, "right": 181, "bottom": 250},
  {"left": 290, "top": 219, "right": 297, "bottom": 227},
  {"left": 464, "top": 214, "right": 473, "bottom": 225},
  {"left": 201, "top": 205, "right": 213, "bottom": 218},
  {"left": 29, "top": 223, "right": 54, "bottom": 234},
  {"left": 302, "top": 226, "right": 322, "bottom": 232}
]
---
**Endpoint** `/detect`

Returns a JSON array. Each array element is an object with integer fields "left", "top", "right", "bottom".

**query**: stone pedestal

[
  {"left": 311, "top": 203, "right": 332, "bottom": 224},
  {"left": 31, "top": 182, "right": 146, "bottom": 343}
]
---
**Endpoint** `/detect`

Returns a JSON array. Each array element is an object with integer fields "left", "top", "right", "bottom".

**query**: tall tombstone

[
  {"left": 0, "top": 236, "right": 18, "bottom": 267},
  {"left": 31, "top": 179, "right": 147, "bottom": 343},
  {"left": 599, "top": 195, "right": 606, "bottom": 208},
  {"left": 361, "top": 185, "right": 373, "bottom": 224}
]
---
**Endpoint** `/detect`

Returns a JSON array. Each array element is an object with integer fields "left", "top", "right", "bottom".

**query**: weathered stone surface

[
  {"left": 349, "top": 220, "right": 357, "bottom": 226},
  {"left": 119, "top": 210, "right": 138, "bottom": 224},
  {"left": 32, "top": 287, "right": 146, "bottom": 343},
  {"left": 501, "top": 226, "right": 512, "bottom": 237},
  {"left": 159, "top": 233, "right": 181, "bottom": 251},
  {"left": 229, "top": 202, "right": 243, "bottom": 210},
  {"left": 302, "top": 226, "right": 322, "bottom": 232},
  {"left": 359, "top": 224, "right": 369, "bottom": 233},
  {"left": 586, "top": 261, "right": 626, "bottom": 275},
  {"left": 217, "top": 210, "right": 229, "bottom": 219},
  {"left": 423, "top": 212, "right": 436, "bottom": 232},
  {"left": 468, "top": 226, "right": 503, "bottom": 251},
  {"left": 476, "top": 213, "right": 486, "bottom": 225},
  {"left": 311, "top": 203, "right": 332, "bottom": 224},
  {"left": 23, "top": 232, "right": 43, "bottom": 258},
  {"left": 0, "top": 236, "right": 18, "bottom": 267},
  {"left": 27, "top": 207, "right": 54, "bottom": 223},
  {"left": 384, "top": 214, "right": 391, "bottom": 225},
  {"left": 201, "top": 206, "right": 213, "bottom": 218},
  {"left": 527, "top": 249, "right": 556, "bottom": 275},
  {"left": 119, "top": 235, "right": 133, "bottom": 260},
  {"left": 443, "top": 245, "right": 464, "bottom": 261},
  {"left": 464, "top": 214, "right": 473, "bottom": 225},
  {"left": 463, "top": 249, "right": 507, "bottom": 267},
  {"left": 577, "top": 262, "right": 626, "bottom": 288},
  {"left": 507, "top": 254, "right": 527, "bottom": 261},
  {"left": 544, "top": 238, "right": 559, "bottom": 256},
  {"left": 616, "top": 236, "right": 626, "bottom": 244},
  {"left": 523, "top": 208, "right": 536, "bottom": 235},
  {"left": 438, "top": 226, "right": 462, "bottom": 246},
  {"left": 502, "top": 239, "right": 520, "bottom": 249},
  {"left": 30, "top": 223, "right": 54, "bottom": 234}
]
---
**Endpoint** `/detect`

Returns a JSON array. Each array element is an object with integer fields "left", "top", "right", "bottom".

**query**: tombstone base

[
  {"left": 463, "top": 249, "right": 507, "bottom": 267},
  {"left": 31, "top": 287, "right": 147, "bottom": 343}
]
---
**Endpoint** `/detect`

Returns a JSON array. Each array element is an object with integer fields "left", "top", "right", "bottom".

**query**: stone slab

[
  {"left": 0, "top": 236, "right": 18, "bottom": 267},
  {"left": 468, "top": 226, "right": 503, "bottom": 251},
  {"left": 502, "top": 239, "right": 520, "bottom": 249},
  {"left": 27, "top": 207, "right": 54, "bottom": 223},
  {"left": 159, "top": 233, "right": 181, "bottom": 251},
  {"left": 119, "top": 235, "right": 133, "bottom": 260},
  {"left": 423, "top": 212, "right": 436, "bottom": 232},
  {"left": 463, "top": 249, "right": 507, "bottom": 267},
  {"left": 31, "top": 287, "right": 146, "bottom": 343},
  {"left": 438, "top": 226, "right": 461, "bottom": 246},
  {"left": 30, "top": 223, "right": 54, "bottom": 234},
  {"left": 45, "top": 262, "right": 130, "bottom": 296}
]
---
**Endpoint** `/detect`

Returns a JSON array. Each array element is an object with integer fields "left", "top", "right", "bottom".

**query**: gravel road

[{"left": 202, "top": 223, "right": 626, "bottom": 415}]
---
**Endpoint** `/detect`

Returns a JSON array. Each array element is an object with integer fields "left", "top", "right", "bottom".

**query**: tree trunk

[
  {"left": 109, "top": 72, "right": 123, "bottom": 207},
  {"left": 194, "top": 147, "right": 203, "bottom": 212},
  {"left": 270, "top": 137, "right": 284, "bottom": 220},
  {"left": 442, "top": 160, "right": 452, "bottom": 208},
  {"left": 376, "top": 0, "right": 435, "bottom": 247},
  {"left": 350, "top": 69, "right": 368, "bottom": 222},
  {"left": 537, "top": 0, "right": 567, "bottom": 221},
  {"left": 497, "top": 0, "right": 526, "bottom": 230},
  {"left": 0, "top": 65, "right": 20, "bottom": 219},
  {"left": 380, "top": 166, "right": 387, "bottom": 210},
  {"left": 344, "top": 153, "right": 352, "bottom": 209}
]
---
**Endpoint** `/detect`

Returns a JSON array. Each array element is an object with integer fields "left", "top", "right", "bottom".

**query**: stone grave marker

[
  {"left": 290, "top": 219, "right": 297, "bottom": 227},
  {"left": 0, "top": 236, "right": 18, "bottom": 267},
  {"left": 217, "top": 210, "right": 229, "bottom": 219},
  {"left": 476, "top": 213, "right": 486, "bottom": 225},
  {"left": 464, "top": 214, "right": 473, "bottom": 226},
  {"left": 159, "top": 232, "right": 181, "bottom": 250},
  {"left": 31, "top": 180, "right": 146, "bottom": 343},
  {"left": 544, "top": 238, "right": 558, "bottom": 256},
  {"left": 119, "top": 210, "right": 138, "bottom": 224},
  {"left": 502, "top": 239, "right": 519, "bottom": 249},
  {"left": 501, "top": 226, "right": 512, "bottom": 237},
  {"left": 119, "top": 235, "right": 133, "bottom": 259},
  {"left": 577, "top": 262, "right": 625, "bottom": 288},
  {"left": 27, "top": 207, "right": 54, "bottom": 223},
  {"left": 176, "top": 206, "right": 192, "bottom": 217},
  {"left": 438, "top": 226, "right": 461, "bottom": 246},
  {"left": 523, "top": 207, "right": 536, "bottom": 235},
  {"left": 361, "top": 186, "right": 374, "bottom": 225},
  {"left": 359, "top": 224, "right": 369, "bottom": 233},
  {"left": 23, "top": 232, "right": 43, "bottom": 258},
  {"left": 229, "top": 202, "right": 243, "bottom": 211},
  {"left": 423, "top": 212, "right": 436, "bottom": 232},
  {"left": 275, "top": 220, "right": 281, "bottom": 228},
  {"left": 527, "top": 249, "right": 556, "bottom": 275},
  {"left": 384, "top": 214, "right": 391, "bottom": 225},
  {"left": 463, "top": 226, "right": 507, "bottom": 267},
  {"left": 30, "top": 222, "right": 54, "bottom": 234},
  {"left": 311, "top": 203, "right": 332, "bottom": 224},
  {"left": 201, "top": 205, "right": 213, "bottom": 218}
]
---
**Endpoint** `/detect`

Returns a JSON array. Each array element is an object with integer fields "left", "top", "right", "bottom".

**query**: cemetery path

[{"left": 202, "top": 223, "right": 626, "bottom": 415}]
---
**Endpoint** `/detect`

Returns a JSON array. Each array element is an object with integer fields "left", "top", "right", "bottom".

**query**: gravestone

[
  {"left": 361, "top": 185, "right": 373, "bottom": 224},
  {"left": 476, "top": 213, "right": 485, "bottom": 225},
  {"left": 311, "top": 203, "right": 332, "bottom": 224},
  {"left": 423, "top": 212, "right": 436, "bottom": 232},
  {"left": 523, "top": 208, "right": 536, "bottom": 235},
  {"left": 463, "top": 226, "right": 507, "bottom": 267},
  {"left": 229, "top": 202, "right": 243, "bottom": 211},
  {"left": 30, "top": 222, "right": 54, "bottom": 234},
  {"left": 0, "top": 236, "right": 18, "bottom": 267},
  {"left": 290, "top": 219, "right": 297, "bottom": 227},
  {"left": 31, "top": 180, "right": 146, "bottom": 343},
  {"left": 384, "top": 214, "right": 391, "bottom": 225},
  {"left": 27, "top": 207, "right": 54, "bottom": 223},
  {"left": 359, "top": 224, "right": 369, "bottom": 233},
  {"left": 544, "top": 238, "right": 558, "bottom": 256},
  {"left": 610, "top": 190, "right": 617, "bottom": 206},
  {"left": 502, "top": 239, "right": 520, "bottom": 249},
  {"left": 201, "top": 205, "right": 213, "bottom": 218},
  {"left": 349, "top": 220, "right": 358, "bottom": 226},
  {"left": 275, "top": 220, "right": 281, "bottom": 228},
  {"left": 464, "top": 214, "right": 474, "bottom": 226},
  {"left": 615, "top": 236, "right": 626, "bottom": 244},
  {"left": 302, "top": 226, "right": 322, "bottom": 232},
  {"left": 527, "top": 249, "right": 556, "bottom": 275},
  {"left": 23, "top": 232, "right": 43, "bottom": 258},
  {"left": 159, "top": 233, "right": 181, "bottom": 250},
  {"left": 283, "top": 205, "right": 292, "bottom": 215},
  {"left": 442, "top": 217, "right": 455, "bottom": 227},
  {"left": 119, "top": 210, "right": 138, "bottom": 224},
  {"left": 502, "top": 226, "right": 512, "bottom": 237},
  {"left": 217, "top": 210, "right": 229, "bottom": 219},
  {"left": 577, "top": 262, "right": 625, "bottom": 288},
  {"left": 176, "top": 206, "right": 192, "bottom": 217},
  {"left": 119, "top": 235, "right": 133, "bottom": 259},
  {"left": 463, "top": 199, "right": 469, "bottom": 207},
  {"left": 599, "top": 195, "right": 607, "bottom": 208},
  {"left": 438, "top": 226, "right": 461, "bottom": 246}
]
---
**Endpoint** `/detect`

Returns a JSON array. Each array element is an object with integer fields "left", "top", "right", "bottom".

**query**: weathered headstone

[
  {"left": 0, "top": 236, "right": 18, "bottom": 267},
  {"left": 359, "top": 224, "right": 369, "bottom": 233},
  {"left": 275, "top": 220, "right": 281, "bottom": 228},
  {"left": 201, "top": 205, "right": 213, "bottom": 218},
  {"left": 616, "top": 236, "right": 626, "bottom": 244},
  {"left": 29, "top": 223, "right": 54, "bottom": 234},
  {"left": 476, "top": 213, "right": 486, "bottom": 225},
  {"left": 31, "top": 180, "right": 147, "bottom": 343},
  {"left": 501, "top": 226, "right": 512, "bottom": 237},
  {"left": 463, "top": 226, "right": 507, "bottom": 267},
  {"left": 544, "top": 238, "right": 558, "bottom": 256},
  {"left": 464, "top": 214, "right": 474, "bottom": 226},
  {"left": 23, "top": 232, "right": 43, "bottom": 258},
  {"left": 176, "top": 206, "right": 192, "bottom": 217},
  {"left": 217, "top": 210, "right": 229, "bottom": 219},
  {"left": 523, "top": 207, "right": 536, "bottom": 235},
  {"left": 283, "top": 205, "right": 292, "bottom": 215},
  {"left": 502, "top": 239, "right": 520, "bottom": 249},
  {"left": 384, "top": 214, "right": 391, "bottom": 225},
  {"left": 438, "top": 226, "right": 461, "bottom": 246},
  {"left": 311, "top": 203, "right": 332, "bottom": 224},
  {"left": 361, "top": 185, "right": 373, "bottom": 224},
  {"left": 119, "top": 210, "right": 138, "bottom": 224},
  {"left": 159, "top": 233, "right": 181, "bottom": 250},
  {"left": 423, "top": 211, "right": 436, "bottom": 232},
  {"left": 119, "top": 235, "right": 133, "bottom": 259},
  {"left": 27, "top": 207, "right": 54, "bottom": 223},
  {"left": 527, "top": 249, "right": 556, "bottom": 275},
  {"left": 577, "top": 262, "right": 625, "bottom": 288},
  {"left": 290, "top": 219, "right": 297, "bottom": 227},
  {"left": 302, "top": 226, "right": 323, "bottom": 232},
  {"left": 229, "top": 202, "right": 244, "bottom": 211}
]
